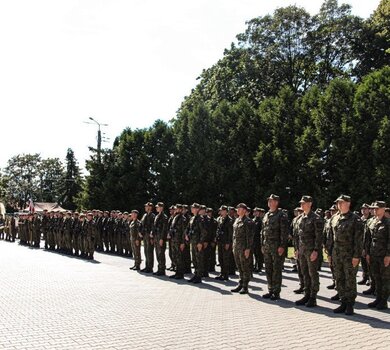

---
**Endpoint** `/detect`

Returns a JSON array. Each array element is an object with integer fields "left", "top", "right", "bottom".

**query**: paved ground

[{"left": 0, "top": 240, "right": 389, "bottom": 350}]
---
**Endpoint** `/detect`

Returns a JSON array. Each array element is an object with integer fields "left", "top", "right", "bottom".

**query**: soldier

[
  {"left": 102, "top": 211, "right": 110, "bottom": 252},
  {"left": 294, "top": 196, "right": 324, "bottom": 308},
  {"left": 41, "top": 209, "right": 49, "bottom": 249},
  {"left": 168, "top": 204, "right": 187, "bottom": 280},
  {"left": 185, "top": 203, "right": 208, "bottom": 283},
  {"left": 231, "top": 203, "right": 253, "bottom": 294},
  {"left": 327, "top": 195, "right": 363, "bottom": 316},
  {"left": 182, "top": 204, "right": 192, "bottom": 274},
  {"left": 228, "top": 206, "right": 237, "bottom": 275},
  {"left": 129, "top": 210, "right": 142, "bottom": 270},
  {"left": 167, "top": 205, "right": 176, "bottom": 271},
  {"left": 261, "top": 194, "right": 289, "bottom": 300},
  {"left": 359, "top": 203, "right": 373, "bottom": 286},
  {"left": 84, "top": 212, "right": 95, "bottom": 260},
  {"left": 0, "top": 214, "right": 5, "bottom": 240},
  {"left": 140, "top": 202, "right": 155, "bottom": 273},
  {"left": 63, "top": 211, "right": 73, "bottom": 254},
  {"left": 108, "top": 210, "right": 117, "bottom": 253},
  {"left": 215, "top": 205, "right": 233, "bottom": 281},
  {"left": 152, "top": 202, "right": 168, "bottom": 276},
  {"left": 365, "top": 201, "right": 390, "bottom": 310},
  {"left": 72, "top": 212, "right": 81, "bottom": 256},
  {"left": 291, "top": 207, "right": 305, "bottom": 294},
  {"left": 253, "top": 208, "right": 265, "bottom": 273},
  {"left": 122, "top": 212, "right": 131, "bottom": 257},
  {"left": 116, "top": 212, "right": 124, "bottom": 255},
  {"left": 325, "top": 204, "right": 338, "bottom": 291},
  {"left": 206, "top": 208, "right": 217, "bottom": 273}
]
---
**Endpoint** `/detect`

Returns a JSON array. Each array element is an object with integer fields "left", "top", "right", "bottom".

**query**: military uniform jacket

[
  {"left": 216, "top": 215, "right": 233, "bottom": 244},
  {"left": 187, "top": 215, "right": 208, "bottom": 244},
  {"left": 253, "top": 217, "right": 262, "bottom": 245},
  {"left": 328, "top": 211, "right": 363, "bottom": 258},
  {"left": 291, "top": 215, "right": 300, "bottom": 250},
  {"left": 152, "top": 212, "right": 168, "bottom": 240},
  {"left": 365, "top": 216, "right": 390, "bottom": 257},
  {"left": 84, "top": 220, "right": 95, "bottom": 239},
  {"left": 141, "top": 212, "right": 156, "bottom": 237},
  {"left": 233, "top": 216, "right": 253, "bottom": 250},
  {"left": 170, "top": 214, "right": 187, "bottom": 243},
  {"left": 294, "top": 211, "right": 324, "bottom": 252},
  {"left": 261, "top": 209, "right": 288, "bottom": 247},
  {"left": 130, "top": 219, "right": 142, "bottom": 240},
  {"left": 63, "top": 217, "right": 73, "bottom": 234}
]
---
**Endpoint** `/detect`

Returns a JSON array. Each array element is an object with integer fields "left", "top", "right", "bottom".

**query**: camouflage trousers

[
  {"left": 143, "top": 237, "right": 154, "bottom": 270},
  {"left": 298, "top": 248, "right": 319, "bottom": 297},
  {"left": 131, "top": 238, "right": 141, "bottom": 267},
  {"left": 233, "top": 246, "right": 251, "bottom": 287},
  {"left": 297, "top": 258, "right": 304, "bottom": 288},
  {"left": 155, "top": 239, "right": 166, "bottom": 272},
  {"left": 370, "top": 256, "right": 390, "bottom": 302},
  {"left": 332, "top": 250, "right": 358, "bottom": 303},
  {"left": 263, "top": 243, "right": 284, "bottom": 294},
  {"left": 172, "top": 240, "right": 184, "bottom": 274},
  {"left": 194, "top": 244, "right": 205, "bottom": 278},
  {"left": 253, "top": 239, "right": 264, "bottom": 271},
  {"left": 85, "top": 237, "right": 95, "bottom": 256},
  {"left": 217, "top": 242, "right": 231, "bottom": 277},
  {"left": 168, "top": 239, "right": 176, "bottom": 268}
]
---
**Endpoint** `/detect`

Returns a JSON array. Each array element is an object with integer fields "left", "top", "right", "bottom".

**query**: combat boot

[
  {"left": 376, "top": 300, "right": 388, "bottom": 310},
  {"left": 174, "top": 273, "right": 184, "bottom": 280},
  {"left": 295, "top": 295, "right": 310, "bottom": 306},
  {"left": 327, "top": 282, "right": 336, "bottom": 289},
  {"left": 262, "top": 292, "right": 273, "bottom": 299},
  {"left": 333, "top": 302, "right": 347, "bottom": 314},
  {"left": 363, "top": 286, "right": 376, "bottom": 295},
  {"left": 368, "top": 298, "right": 381, "bottom": 308},
  {"left": 239, "top": 287, "right": 248, "bottom": 294},
  {"left": 188, "top": 275, "right": 196, "bottom": 282},
  {"left": 345, "top": 302, "right": 354, "bottom": 315},
  {"left": 294, "top": 286, "right": 305, "bottom": 294},
  {"left": 270, "top": 293, "right": 280, "bottom": 300},
  {"left": 330, "top": 293, "right": 340, "bottom": 301},
  {"left": 231, "top": 283, "right": 243, "bottom": 293},
  {"left": 214, "top": 275, "right": 224, "bottom": 280},
  {"left": 305, "top": 297, "right": 317, "bottom": 308},
  {"left": 192, "top": 276, "right": 202, "bottom": 284},
  {"left": 357, "top": 277, "right": 368, "bottom": 285}
]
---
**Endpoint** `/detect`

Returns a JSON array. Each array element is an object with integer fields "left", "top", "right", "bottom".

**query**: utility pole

[{"left": 84, "top": 117, "right": 109, "bottom": 163}]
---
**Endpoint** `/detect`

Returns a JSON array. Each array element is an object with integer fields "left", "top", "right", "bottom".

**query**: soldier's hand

[
  {"left": 366, "top": 254, "right": 370, "bottom": 264},
  {"left": 310, "top": 250, "right": 318, "bottom": 262},
  {"left": 197, "top": 243, "right": 203, "bottom": 252},
  {"left": 384, "top": 256, "right": 390, "bottom": 267},
  {"left": 224, "top": 244, "right": 230, "bottom": 251},
  {"left": 277, "top": 247, "right": 284, "bottom": 256},
  {"left": 328, "top": 255, "right": 332, "bottom": 265},
  {"left": 244, "top": 249, "right": 250, "bottom": 259},
  {"left": 203, "top": 242, "right": 208, "bottom": 249},
  {"left": 352, "top": 257, "right": 360, "bottom": 268},
  {"left": 135, "top": 240, "right": 140, "bottom": 247},
  {"left": 185, "top": 235, "right": 189, "bottom": 242},
  {"left": 159, "top": 239, "right": 164, "bottom": 247},
  {"left": 180, "top": 243, "right": 185, "bottom": 252}
]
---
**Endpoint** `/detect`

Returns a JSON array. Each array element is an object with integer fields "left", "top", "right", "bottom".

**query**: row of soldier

[{"left": 7, "top": 194, "right": 390, "bottom": 316}]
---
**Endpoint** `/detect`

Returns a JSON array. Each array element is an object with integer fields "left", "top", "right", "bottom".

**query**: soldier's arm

[
  {"left": 353, "top": 217, "right": 364, "bottom": 259},
  {"left": 314, "top": 216, "right": 324, "bottom": 252},
  {"left": 199, "top": 219, "right": 208, "bottom": 243},
  {"left": 386, "top": 219, "right": 390, "bottom": 256},
  {"left": 245, "top": 219, "right": 254, "bottom": 250},
  {"left": 161, "top": 216, "right": 168, "bottom": 240},
  {"left": 280, "top": 213, "right": 289, "bottom": 247}
]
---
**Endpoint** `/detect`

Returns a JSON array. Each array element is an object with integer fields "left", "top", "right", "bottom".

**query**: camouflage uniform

[
  {"left": 130, "top": 218, "right": 142, "bottom": 269},
  {"left": 140, "top": 210, "right": 156, "bottom": 272},
  {"left": 365, "top": 213, "right": 390, "bottom": 309},
  {"left": 152, "top": 210, "right": 168, "bottom": 274},
  {"left": 252, "top": 215, "right": 264, "bottom": 272},
  {"left": 233, "top": 215, "right": 254, "bottom": 289},
  {"left": 169, "top": 211, "right": 187, "bottom": 277},
  {"left": 187, "top": 214, "right": 208, "bottom": 280},
  {"left": 328, "top": 211, "right": 363, "bottom": 305},
  {"left": 295, "top": 210, "right": 324, "bottom": 299},
  {"left": 216, "top": 214, "right": 233, "bottom": 279},
  {"left": 261, "top": 209, "right": 289, "bottom": 296}
]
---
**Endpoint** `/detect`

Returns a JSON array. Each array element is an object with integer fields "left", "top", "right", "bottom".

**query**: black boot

[
  {"left": 327, "top": 282, "right": 336, "bottom": 290},
  {"left": 295, "top": 295, "right": 310, "bottom": 306},
  {"left": 376, "top": 300, "right": 388, "bottom": 310},
  {"left": 363, "top": 286, "right": 376, "bottom": 295},
  {"left": 357, "top": 277, "right": 368, "bottom": 285},
  {"left": 345, "top": 302, "right": 354, "bottom": 316},
  {"left": 192, "top": 276, "right": 202, "bottom": 284},
  {"left": 305, "top": 297, "right": 317, "bottom": 308},
  {"left": 294, "top": 286, "right": 305, "bottom": 294},
  {"left": 231, "top": 283, "right": 243, "bottom": 293},
  {"left": 262, "top": 292, "right": 273, "bottom": 299},
  {"left": 270, "top": 293, "right": 280, "bottom": 300},
  {"left": 239, "top": 286, "right": 248, "bottom": 294},
  {"left": 174, "top": 273, "right": 184, "bottom": 280},
  {"left": 333, "top": 302, "right": 347, "bottom": 314},
  {"left": 330, "top": 293, "right": 340, "bottom": 301},
  {"left": 368, "top": 298, "right": 381, "bottom": 308}
]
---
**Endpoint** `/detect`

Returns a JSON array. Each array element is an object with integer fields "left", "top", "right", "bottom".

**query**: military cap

[
  {"left": 228, "top": 206, "right": 235, "bottom": 211},
  {"left": 123, "top": 211, "right": 129, "bottom": 215},
  {"left": 335, "top": 194, "right": 351, "bottom": 203},
  {"left": 385, "top": 208, "right": 390, "bottom": 213},
  {"left": 200, "top": 205, "right": 207, "bottom": 210},
  {"left": 294, "top": 207, "right": 303, "bottom": 211},
  {"left": 206, "top": 207, "right": 213, "bottom": 213},
  {"left": 66, "top": 211, "right": 72, "bottom": 215},
  {"left": 267, "top": 194, "right": 280, "bottom": 201},
  {"left": 315, "top": 208, "right": 323, "bottom": 214},
  {"left": 104, "top": 210, "right": 109, "bottom": 214},
  {"left": 74, "top": 212, "right": 79, "bottom": 215},
  {"left": 175, "top": 204, "right": 183, "bottom": 209},
  {"left": 329, "top": 204, "right": 337, "bottom": 211},
  {"left": 131, "top": 209, "right": 139, "bottom": 214},
  {"left": 299, "top": 195, "right": 313, "bottom": 203},
  {"left": 155, "top": 202, "right": 165, "bottom": 208},
  {"left": 360, "top": 203, "right": 370, "bottom": 209},
  {"left": 236, "top": 203, "right": 248, "bottom": 210},
  {"left": 43, "top": 209, "right": 48, "bottom": 212},
  {"left": 253, "top": 207, "right": 265, "bottom": 212},
  {"left": 219, "top": 205, "right": 228, "bottom": 211},
  {"left": 87, "top": 212, "right": 93, "bottom": 216},
  {"left": 370, "top": 201, "right": 386, "bottom": 209},
  {"left": 169, "top": 205, "right": 175, "bottom": 210},
  {"left": 191, "top": 203, "right": 200, "bottom": 209},
  {"left": 79, "top": 213, "right": 86, "bottom": 218},
  {"left": 324, "top": 210, "right": 330, "bottom": 215},
  {"left": 182, "top": 204, "right": 189, "bottom": 210},
  {"left": 144, "top": 202, "right": 154, "bottom": 207}
]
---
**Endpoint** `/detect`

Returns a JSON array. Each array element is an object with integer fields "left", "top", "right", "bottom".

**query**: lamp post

[{"left": 86, "top": 117, "right": 108, "bottom": 163}]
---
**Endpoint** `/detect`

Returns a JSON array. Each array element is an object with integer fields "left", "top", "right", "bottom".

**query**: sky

[{"left": 0, "top": 0, "right": 380, "bottom": 171}]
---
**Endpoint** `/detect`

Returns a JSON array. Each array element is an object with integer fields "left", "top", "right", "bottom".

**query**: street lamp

[{"left": 85, "top": 117, "right": 108, "bottom": 163}]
